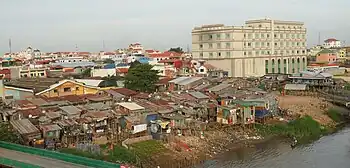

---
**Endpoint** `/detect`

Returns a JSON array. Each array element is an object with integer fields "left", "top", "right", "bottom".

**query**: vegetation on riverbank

[
  {"left": 326, "top": 108, "right": 345, "bottom": 123},
  {"left": 255, "top": 116, "right": 330, "bottom": 143},
  {"left": 256, "top": 108, "right": 347, "bottom": 144},
  {"left": 59, "top": 144, "right": 137, "bottom": 164}
]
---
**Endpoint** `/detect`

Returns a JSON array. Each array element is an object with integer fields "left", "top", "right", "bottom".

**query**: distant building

[
  {"left": 323, "top": 38, "right": 341, "bottom": 48},
  {"left": 316, "top": 49, "right": 337, "bottom": 64},
  {"left": 192, "top": 19, "right": 307, "bottom": 77}
]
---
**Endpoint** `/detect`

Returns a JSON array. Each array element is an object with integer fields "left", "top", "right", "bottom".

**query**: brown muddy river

[{"left": 196, "top": 126, "right": 350, "bottom": 168}]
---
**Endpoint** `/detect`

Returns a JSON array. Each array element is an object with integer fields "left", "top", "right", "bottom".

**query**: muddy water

[{"left": 196, "top": 126, "right": 350, "bottom": 168}]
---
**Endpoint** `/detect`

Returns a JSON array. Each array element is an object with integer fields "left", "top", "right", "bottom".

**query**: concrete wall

[{"left": 91, "top": 69, "right": 116, "bottom": 77}]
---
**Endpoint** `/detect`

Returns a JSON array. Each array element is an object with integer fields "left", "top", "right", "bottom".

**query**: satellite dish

[
  {"left": 150, "top": 123, "right": 159, "bottom": 133},
  {"left": 29, "top": 114, "right": 33, "bottom": 118}
]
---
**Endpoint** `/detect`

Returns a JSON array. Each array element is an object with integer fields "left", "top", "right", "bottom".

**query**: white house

[{"left": 324, "top": 38, "right": 341, "bottom": 48}]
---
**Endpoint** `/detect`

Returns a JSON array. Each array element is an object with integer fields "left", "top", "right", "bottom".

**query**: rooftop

[
  {"left": 117, "top": 102, "right": 145, "bottom": 111},
  {"left": 10, "top": 119, "right": 40, "bottom": 135},
  {"left": 4, "top": 78, "right": 62, "bottom": 93}
]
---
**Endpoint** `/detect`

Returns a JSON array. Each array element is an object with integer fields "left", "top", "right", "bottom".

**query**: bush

[
  {"left": 255, "top": 116, "right": 329, "bottom": 143},
  {"left": 326, "top": 108, "right": 344, "bottom": 123}
]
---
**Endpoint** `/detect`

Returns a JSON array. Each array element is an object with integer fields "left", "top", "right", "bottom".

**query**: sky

[{"left": 1, "top": 0, "right": 350, "bottom": 54}]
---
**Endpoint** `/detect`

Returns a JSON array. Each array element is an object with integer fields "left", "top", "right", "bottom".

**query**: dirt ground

[{"left": 277, "top": 95, "right": 334, "bottom": 125}]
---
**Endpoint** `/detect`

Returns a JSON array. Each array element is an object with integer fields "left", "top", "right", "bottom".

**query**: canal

[{"left": 197, "top": 126, "right": 350, "bottom": 168}]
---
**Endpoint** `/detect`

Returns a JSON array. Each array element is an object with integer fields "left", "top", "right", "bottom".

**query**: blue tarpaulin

[{"left": 255, "top": 109, "right": 269, "bottom": 118}]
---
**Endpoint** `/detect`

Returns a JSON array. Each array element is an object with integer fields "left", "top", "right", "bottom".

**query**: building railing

[{"left": 0, "top": 141, "right": 120, "bottom": 168}]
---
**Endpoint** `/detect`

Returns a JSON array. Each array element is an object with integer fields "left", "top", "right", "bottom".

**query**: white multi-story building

[
  {"left": 323, "top": 38, "right": 341, "bottom": 48},
  {"left": 192, "top": 19, "right": 308, "bottom": 77}
]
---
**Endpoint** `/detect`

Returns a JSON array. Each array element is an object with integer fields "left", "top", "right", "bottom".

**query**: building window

[
  {"left": 216, "top": 34, "right": 221, "bottom": 39},
  {"left": 226, "top": 52, "right": 231, "bottom": 57},
  {"left": 209, "top": 43, "right": 213, "bottom": 48},
  {"left": 247, "top": 43, "right": 251, "bottom": 47},
  {"left": 64, "top": 87, "right": 71, "bottom": 92},
  {"left": 255, "top": 33, "right": 260, "bottom": 38},
  {"left": 267, "top": 51, "right": 270, "bottom": 55},
  {"left": 209, "top": 53, "right": 213, "bottom": 57},
  {"left": 267, "top": 42, "right": 270, "bottom": 47},
  {"left": 248, "top": 34, "right": 252, "bottom": 39},
  {"left": 225, "top": 33, "right": 230, "bottom": 39},
  {"left": 53, "top": 89, "right": 58, "bottom": 93},
  {"left": 217, "top": 43, "right": 221, "bottom": 49},
  {"left": 209, "top": 35, "right": 213, "bottom": 40},
  {"left": 261, "top": 42, "right": 265, "bottom": 47},
  {"left": 40, "top": 73, "right": 45, "bottom": 76},
  {"left": 280, "top": 34, "right": 283, "bottom": 38},
  {"left": 244, "top": 52, "right": 247, "bottom": 56},
  {"left": 274, "top": 34, "right": 277, "bottom": 38},
  {"left": 218, "top": 52, "right": 221, "bottom": 56},
  {"left": 261, "top": 50, "right": 265, "bottom": 55},
  {"left": 256, "top": 51, "right": 260, "bottom": 56},
  {"left": 76, "top": 87, "right": 80, "bottom": 91},
  {"left": 199, "top": 35, "right": 202, "bottom": 41},
  {"left": 261, "top": 34, "right": 265, "bottom": 38},
  {"left": 200, "top": 52, "right": 203, "bottom": 57},
  {"left": 255, "top": 42, "right": 260, "bottom": 47},
  {"left": 199, "top": 44, "right": 203, "bottom": 49},
  {"left": 274, "top": 42, "right": 278, "bottom": 46},
  {"left": 248, "top": 51, "right": 252, "bottom": 56},
  {"left": 267, "top": 34, "right": 270, "bottom": 38},
  {"left": 272, "top": 59, "right": 275, "bottom": 65},
  {"left": 226, "top": 43, "right": 231, "bottom": 48}
]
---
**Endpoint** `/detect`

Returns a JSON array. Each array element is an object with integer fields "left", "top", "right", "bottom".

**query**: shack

[{"left": 10, "top": 119, "right": 42, "bottom": 145}]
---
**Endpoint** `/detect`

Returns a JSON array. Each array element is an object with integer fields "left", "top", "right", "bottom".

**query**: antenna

[
  {"left": 9, "top": 38, "right": 12, "bottom": 53},
  {"left": 318, "top": 32, "right": 321, "bottom": 45},
  {"left": 75, "top": 44, "right": 79, "bottom": 53},
  {"left": 187, "top": 44, "right": 190, "bottom": 53},
  {"left": 103, "top": 40, "right": 106, "bottom": 52}
]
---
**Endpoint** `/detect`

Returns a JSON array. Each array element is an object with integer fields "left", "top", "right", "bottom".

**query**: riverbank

[{"left": 59, "top": 96, "right": 349, "bottom": 168}]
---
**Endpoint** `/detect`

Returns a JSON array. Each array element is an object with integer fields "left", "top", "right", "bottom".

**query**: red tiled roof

[
  {"left": 36, "top": 60, "right": 51, "bottom": 64},
  {"left": 149, "top": 51, "right": 183, "bottom": 58},
  {"left": 104, "top": 52, "right": 116, "bottom": 55},
  {"left": 113, "top": 88, "right": 137, "bottom": 97},
  {"left": 77, "top": 52, "right": 90, "bottom": 55},
  {"left": 145, "top": 49, "right": 159, "bottom": 53},
  {"left": 324, "top": 38, "right": 338, "bottom": 42},
  {"left": 116, "top": 68, "right": 129, "bottom": 73},
  {"left": 158, "top": 59, "right": 179, "bottom": 63}
]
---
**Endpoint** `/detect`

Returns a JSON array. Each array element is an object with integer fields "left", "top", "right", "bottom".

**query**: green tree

[
  {"left": 168, "top": 47, "right": 184, "bottom": 53},
  {"left": 81, "top": 68, "right": 92, "bottom": 78},
  {"left": 103, "top": 59, "right": 115, "bottom": 64},
  {"left": 0, "top": 122, "right": 21, "bottom": 143},
  {"left": 124, "top": 64, "right": 159, "bottom": 92},
  {"left": 129, "top": 60, "right": 141, "bottom": 69}
]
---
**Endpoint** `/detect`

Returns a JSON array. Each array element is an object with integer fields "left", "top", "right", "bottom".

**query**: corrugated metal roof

[
  {"left": 117, "top": 102, "right": 145, "bottom": 111},
  {"left": 104, "top": 89, "right": 125, "bottom": 99},
  {"left": 284, "top": 84, "right": 307, "bottom": 91},
  {"left": 188, "top": 91, "right": 209, "bottom": 99},
  {"left": 207, "top": 83, "right": 231, "bottom": 92},
  {"left": 10, "top": 119, "right": 40, "bottom": 135},
  {"left": 176, "top": 77, "right": 203, "bottom": 86},
  {"left": 59, "top": 106, "right": 82, "bottom": 115},
  {"left": 75, "top": 79, "right": 104, "bottom": 87},
  {"left": 40, "top": 124, "right": 62, "bottom": 132},
  {"left": 168, "top": 77, "right": 190, "bottom": 84}
]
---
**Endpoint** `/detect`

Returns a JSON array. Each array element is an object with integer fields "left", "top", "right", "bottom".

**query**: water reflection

[{"left": 197, "top": 127, "right": 350, "bottom": 168}]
